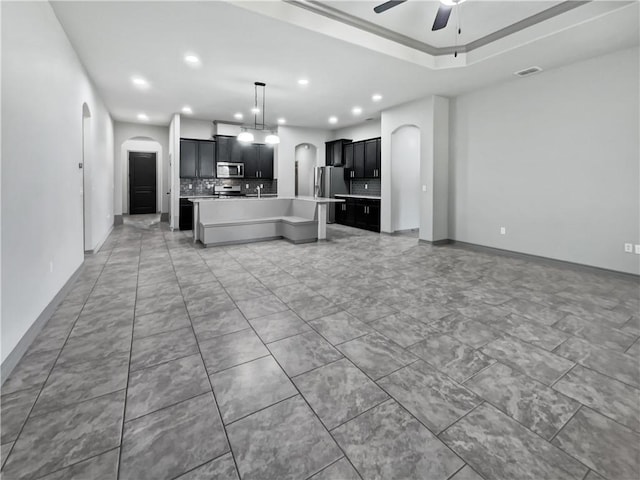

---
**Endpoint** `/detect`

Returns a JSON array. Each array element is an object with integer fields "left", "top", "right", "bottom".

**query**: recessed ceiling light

[
  {"left": 298, "top": 78, "right": 309, "bottom": 86},
  {"left": 328, "top": 116, "right": 338, "bottom": 124},
  {"left": 277, "top": 118, "right": 286, "bottom": 125},
  {"left": 251, "top": 107, "right": 260, "bottom": 114},
  {"left": 352, "top": 107, "right": 362, "bottom": 115},
  {"left": 137, "top": 113, "right": 149, "bottom": 121},
  {"left": 234, "top": 112, "right": 243, "bottom": 120},
  {"left": 372, "top": 94, "right": 383, "bottom": 102},
  {"left": 131, "top": 76, "right": 149, "bottom": 88},
  {"left": 184, "top": 54, "right": 200, "bottom": 65},
  {"left": 181, "top": 106, "right": 193, "bottom": 114}
]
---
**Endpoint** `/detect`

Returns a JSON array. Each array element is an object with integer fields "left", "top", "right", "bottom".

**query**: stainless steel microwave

[{"left": 217, "top": 162, "right": 244, "bottom": 178}]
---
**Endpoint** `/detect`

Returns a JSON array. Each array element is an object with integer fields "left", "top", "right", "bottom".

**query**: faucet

[{"left": 255, "top": 185, "right": 262, "bottom": 198}]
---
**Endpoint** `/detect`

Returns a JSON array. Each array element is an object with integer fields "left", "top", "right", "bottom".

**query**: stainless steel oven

[{"left": 217, "top": 162, "right": 244, "bottom": 178}]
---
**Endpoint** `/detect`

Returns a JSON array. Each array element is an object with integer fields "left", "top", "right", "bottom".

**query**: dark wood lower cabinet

[{"left": 336, "top": 198, "right": 380, "bottom": 233}]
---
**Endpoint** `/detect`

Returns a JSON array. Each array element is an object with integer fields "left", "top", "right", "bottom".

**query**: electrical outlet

[
  {"left": 422, "top": 185, "right": 427, "bottom": 192},
  {"left": 246, "top": 184, "right": 249, "bottom": 189},
  {"left": 365, "top": 184, "right": 368, "bottom": 190},
  {"left": 635, "top": 245, "right": 640, "bottom": 255},
  {"left": 625, "top": 243, "right": 633, "bottom": 253},
  {"left": 188, "top": 184, "right": 192, "bottom": 189},
  {"left": 500, "top": 227, "right": 506, "bottom": 235},
  {"left": 260, "top": 184, "right": 263, "bottom": 188},
  {"left": 49, "top": 261, "right": 53, "bottom": 273}
]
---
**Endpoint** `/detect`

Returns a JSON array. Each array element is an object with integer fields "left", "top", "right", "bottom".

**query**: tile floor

[{"left": 1, "top": 217, "right": 639, "bottom": 480}]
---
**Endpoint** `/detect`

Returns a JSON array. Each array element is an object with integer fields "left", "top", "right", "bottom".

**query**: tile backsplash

[
  {"left": 180, "top": 178, "right": 277, "bottom": 196},
  {"left": 350, "top": 178, "right": 381, "bottom": 196}
]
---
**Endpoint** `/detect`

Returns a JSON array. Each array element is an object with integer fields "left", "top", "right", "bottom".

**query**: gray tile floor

[{"left": 1, "top": 217, "right": 639, "bottom": 480}]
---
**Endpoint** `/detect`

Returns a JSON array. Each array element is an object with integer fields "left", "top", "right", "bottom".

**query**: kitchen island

[{"left": 189, "top": 196, "right": 344, "bottom": 246}]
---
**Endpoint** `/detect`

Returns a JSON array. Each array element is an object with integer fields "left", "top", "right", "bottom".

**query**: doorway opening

[
  {"left": 129, "top": 151, "right": 157, "bottom": 214},
  {"left": 81, "top": 103, "right": 91, "bottom": 252},
  {"left": 391, "top": 125, "right": 420, "bottom": 233},
  {"left": 295, "top": 143, "right": 317, "bottom": 197}
]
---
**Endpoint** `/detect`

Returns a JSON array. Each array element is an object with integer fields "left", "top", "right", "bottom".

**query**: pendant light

[
  {"left": 237, "top": 82, "right": 279, "bottom": 145},
  {"left": 237, "top": 129, "right": 254, "bottom": 143},
  {"left": 265, "top": 133, "right": 280, "bottom": 145}
]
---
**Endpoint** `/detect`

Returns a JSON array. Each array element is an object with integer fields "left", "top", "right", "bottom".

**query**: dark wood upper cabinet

[
  {"left": 353, "top": 141, "right": 365, "bottom": 178},
  {"left": 241, "top": 144, "right": 259, "bottom": 178},
  {"left": 343, "top": 143, "right": 354, "bottom": 169},
  {"left": 325, "top": 139, "right": 352, "bottom": 166},
  {"left": 215, "top": 136, "right": 273, "bottom": 179},
  {"left": 364, "top": 139, "right": 379, "bottom": 178},
  {"left": 180, "top": 139, "right": 198, "bottom": 178},
  {"left": 258, "top": 145, "right": 274, "bottom": 179},
  {"left": 215, "top": 135, "right": 244, "bottom": 164},
  {"left": 216, "top": 136, "right": 232, "bottom": 164},
  {"left": 180, "top": 139, "right": 216, "bottom": 178},
  {"left": 198, "top": 141, "right": 216, "bottom": 178}
]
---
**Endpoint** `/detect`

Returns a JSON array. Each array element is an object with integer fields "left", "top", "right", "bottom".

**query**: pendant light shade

[
  {"left": 237, "top": 130, "right": 254, "bottom": 143},
  {"left": 265, "top": 133, "right": 280, "bottom": 145}
]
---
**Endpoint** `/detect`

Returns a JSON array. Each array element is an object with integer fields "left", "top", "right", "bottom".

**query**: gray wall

[{"left": 449, "top": 46, "right": 640, "bottom": 275}]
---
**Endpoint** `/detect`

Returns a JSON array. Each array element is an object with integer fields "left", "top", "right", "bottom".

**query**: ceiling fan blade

[
  {"left": 374, "top": 0, "right": 407, "bottom": 14},
  {"left": 432, "top": 4, "right": 453, "bottom": 31}
]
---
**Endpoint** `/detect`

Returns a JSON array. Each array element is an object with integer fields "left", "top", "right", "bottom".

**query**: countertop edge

[{"left": 334, "top": 194, "right": 382, "bottom": 200}]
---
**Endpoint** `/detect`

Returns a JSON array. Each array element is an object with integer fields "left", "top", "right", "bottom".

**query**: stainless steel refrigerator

[{"left": 314, "top": 166, "right": 349, "bottom": 223}]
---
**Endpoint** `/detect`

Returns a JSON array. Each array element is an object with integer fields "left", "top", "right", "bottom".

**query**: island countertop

[
  {"left": 188, "top": 196, "right": 344, "bottom": 204},
  {"left": 334, "top": 194, "right": 382, "bottom": 200}
]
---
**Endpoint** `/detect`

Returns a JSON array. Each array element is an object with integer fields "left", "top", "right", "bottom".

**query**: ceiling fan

[{"left": 374, "top": 0, "right": 467, "bottom": 31}]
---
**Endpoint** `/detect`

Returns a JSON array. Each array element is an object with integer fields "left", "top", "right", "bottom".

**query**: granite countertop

[
  {"left": 189, "top": 196, "right": 344, "bottom": 204},
  {"left": 181, "top": 193, "right": 279, "bottom": 199},
  {"left": 334, "top": 194, "right": 382, "bottom": 200}
]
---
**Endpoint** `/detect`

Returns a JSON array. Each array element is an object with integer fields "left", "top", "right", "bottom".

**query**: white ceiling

[{"left": 50, "top": 0, "right": 639, "bottom": 129}]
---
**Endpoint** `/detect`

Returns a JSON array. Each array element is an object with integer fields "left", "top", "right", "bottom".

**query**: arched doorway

[
  {"left": 391, "top": 125, "right": 420, "bottom": 233},
  {"left": 295, "top": 143, "right": 317, "bottom": 197}
]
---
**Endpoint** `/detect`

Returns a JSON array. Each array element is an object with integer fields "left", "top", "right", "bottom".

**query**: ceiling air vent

[{"left": 514, "top": 66, "right": 543, "bottom": 77}]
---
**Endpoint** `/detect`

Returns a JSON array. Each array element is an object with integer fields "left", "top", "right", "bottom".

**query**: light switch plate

[
  {"left": 422, "top": 185, "right": 427, "bottom": 192},
  {"left": 625, "top": 243, "right": 633, "bottom": 253},
  {"left": 500, "top": 227, "right": 506, "bottom": 235},
  {"left": 635, "top": 245, "right": 640, "bottom": 255}
]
